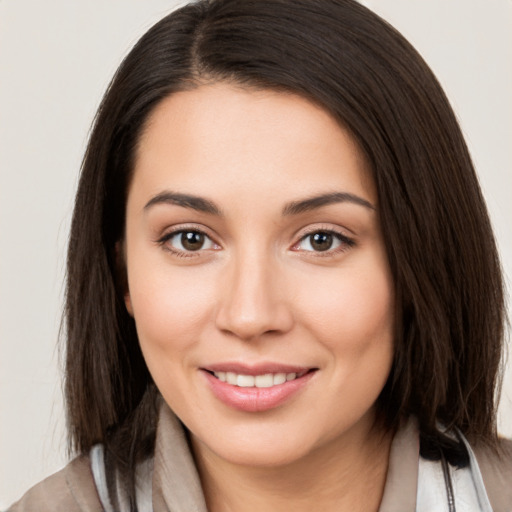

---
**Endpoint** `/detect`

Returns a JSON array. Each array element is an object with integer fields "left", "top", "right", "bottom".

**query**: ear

[
  {"left": 124, "top": 287, "right": 134, "bottom": 317},
  {"left": 115, "top": 241, "right": 134, "bottom": 317}
]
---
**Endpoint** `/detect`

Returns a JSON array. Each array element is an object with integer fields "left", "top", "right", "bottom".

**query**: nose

[{"left": 215, "top": 250, "right": 294, "bottom": 341}]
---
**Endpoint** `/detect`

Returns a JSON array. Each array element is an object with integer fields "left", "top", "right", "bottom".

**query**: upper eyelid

[
  {"left": 157, "top": 227, "right": 219, "bottom": 257},
  {"left": 297, "top": 231, "right": 353, "bottom": 244},
  {"left": 155, "top": 223, "right": 354, "bottom": 249},
  {"left": 156, "top": 224, "right": 217, "bottom": 242},
  {"left": 292, "top": 226, "right": 356, "bottom": 251},
  {"left": 295, "top": 224, "right": 354, "bottom": 240}
]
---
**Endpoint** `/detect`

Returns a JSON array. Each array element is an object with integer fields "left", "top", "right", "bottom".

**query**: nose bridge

[{"left": 215, "top": 243, "right": 292, "bottom": 340}]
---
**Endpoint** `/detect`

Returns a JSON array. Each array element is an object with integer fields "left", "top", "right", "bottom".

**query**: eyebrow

[
  {"left": 143, "top": 190, "right": 375, "bottom": 217},
  {"left": 144, "top": 191, "right": 223, "bottom": 216},
  {"left": 282, "top": 192, "right": 375, "bottom": 215}
]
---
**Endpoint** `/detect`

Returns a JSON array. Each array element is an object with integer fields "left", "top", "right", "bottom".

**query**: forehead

[{"left": 131, "top": 83, "right": 376, "bottom": 208}]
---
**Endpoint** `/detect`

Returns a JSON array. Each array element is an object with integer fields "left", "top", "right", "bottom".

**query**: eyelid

[
  {"left": 155, "top": 222, "right": 217, "bottom": 240},
  {"left": 154, "top": 223, "right": 354, "bottom": 258},
  {"left": 291, "top": 225, "right": 356, "bottom": 254},
  {"left": 156, "top": 224, "right": 221, "bottom": 256}
]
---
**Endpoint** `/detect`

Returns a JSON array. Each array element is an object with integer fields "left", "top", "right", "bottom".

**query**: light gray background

[{"left": 1, "top": 0, "right": 511, "bottom": 507}]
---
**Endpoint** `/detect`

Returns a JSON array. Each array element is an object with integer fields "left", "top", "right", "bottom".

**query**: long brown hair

[{"left": 65, "top": 0, "right": 505, "bottom": 505}]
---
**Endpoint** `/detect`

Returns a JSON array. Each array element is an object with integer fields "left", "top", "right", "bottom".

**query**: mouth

[
  {"left": 204, "top": 368, "right": 313, "bottom": 388},
  {"left": 200, "top": 364, "right": 318, "bottom": 412}
]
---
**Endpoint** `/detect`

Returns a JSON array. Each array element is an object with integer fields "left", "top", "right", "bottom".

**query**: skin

[{"left": 123, "top": 83, "right": 395, "bottom": 511}]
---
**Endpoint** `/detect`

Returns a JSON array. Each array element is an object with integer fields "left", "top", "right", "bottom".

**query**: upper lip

[{"left": 201, "top": 362, "right": 315, "bottom": 376}]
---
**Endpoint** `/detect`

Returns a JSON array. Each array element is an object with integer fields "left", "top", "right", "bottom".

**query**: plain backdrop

[{"left": 1, "top": 0, "right": 511, "bottom": 507}]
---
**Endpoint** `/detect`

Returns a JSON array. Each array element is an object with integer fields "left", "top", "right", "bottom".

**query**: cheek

[
  {"left": 126, "top": 259, "right": 217, "bottom": 354},
  {"left": 295, "top": 257, "right": 394, "bottom": 353}
]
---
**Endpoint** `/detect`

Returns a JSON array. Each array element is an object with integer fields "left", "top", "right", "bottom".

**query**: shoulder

[
  {"left": 7, "top": 455, "right": 103, "bottom": 512},
  {"left": 473, "top": 437, "right": 512, "bottom": 512}
]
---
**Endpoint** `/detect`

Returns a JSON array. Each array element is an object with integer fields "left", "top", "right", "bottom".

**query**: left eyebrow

[
  {"left": 282, "top": 192, "right": 375, "bottom": 216},
  {"left": 144, "top": 191, "right": 223, "bottom": 216}
]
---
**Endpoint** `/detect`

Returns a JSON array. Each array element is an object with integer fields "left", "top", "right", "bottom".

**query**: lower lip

[{"left": 202, "top": 370, "right": 316, "bottom": 412}]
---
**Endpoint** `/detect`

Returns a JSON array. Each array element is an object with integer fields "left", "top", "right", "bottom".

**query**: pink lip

[{"left": 201, "top": 365, "right": 317, "bottom": 413}]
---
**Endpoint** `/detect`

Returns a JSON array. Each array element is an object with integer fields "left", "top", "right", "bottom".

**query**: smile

[
  {"left": 212, "top": 371, "right": 306, "bottom": 388},
  {"left": 201, "top": 365, "right": 317, "bottom": 412}
]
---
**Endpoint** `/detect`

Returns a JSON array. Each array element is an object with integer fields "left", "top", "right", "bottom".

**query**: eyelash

[
  {"left": 156, "top": 226, "right": 355, "bottom": 258},
  {"left": 292, "top": 228, "right": 355, "bottom": 257},
  {"left": 156, "top": 226, "right": 218, "bottom": 258}
]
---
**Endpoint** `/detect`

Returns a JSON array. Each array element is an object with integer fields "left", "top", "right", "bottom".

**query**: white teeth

[
  {"left": 255, "top": 374, "right": 274, "bottom": 388},
  {"left": 237, "top": 374, "right": 255, "bottom": 387},
  {"left": 273, "top": 373, "right": 287, "bottom": 385},
  {"left": 213, "top": 371, "right": 300, "bottom": 387}
]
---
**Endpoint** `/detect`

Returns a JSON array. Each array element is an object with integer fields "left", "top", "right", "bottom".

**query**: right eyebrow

[
  {"left": 143, "top": 191, "right": 223, "bottom": 216},
  {"left": 282, "top": 191, "right": 375, "bottom": 216}
]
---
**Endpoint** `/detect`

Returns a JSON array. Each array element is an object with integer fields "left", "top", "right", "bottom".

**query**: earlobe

[{"left": 124, "top": 291, "right": 134, "bottom": 316}]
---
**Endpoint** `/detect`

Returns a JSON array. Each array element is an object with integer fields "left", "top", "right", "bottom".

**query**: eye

[
  {"left": 162, "top": 230, "right": 217, "bottom": 253},
  {"left": 295, "top": 230, "right": 354, "bottom": 253}
]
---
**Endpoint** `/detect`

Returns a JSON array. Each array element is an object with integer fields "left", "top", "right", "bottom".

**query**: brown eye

[
  {"left": 294, "top": 230, "right": 355, "bottom": 254},
  {"left": 162, "top": 230, "right": 216, "bottom": 253},
  {"left": 181, "top": 231, "right": 205, "bottom": 251},
  {"left": 309, "top": 232, "right": 333, "bottom": 251}
]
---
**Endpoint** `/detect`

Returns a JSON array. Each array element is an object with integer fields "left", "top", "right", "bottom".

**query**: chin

[
  {"left": 213, "top": 440, "right": 313, "bottom": 468},
  {"left": 190, "top": 421, "right": 320, "bottom": 468}
]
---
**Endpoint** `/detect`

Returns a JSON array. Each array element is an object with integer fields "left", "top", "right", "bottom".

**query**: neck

[{"left": 190, "top": 416, "right": 393, "bottom": 512}]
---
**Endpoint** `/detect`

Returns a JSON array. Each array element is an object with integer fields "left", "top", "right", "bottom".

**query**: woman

[{"left": 9, "top": 0, "right": 511, "bottom": 510}]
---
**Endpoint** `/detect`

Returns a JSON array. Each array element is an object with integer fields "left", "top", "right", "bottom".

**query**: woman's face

[{"left": 123, "top": 83, "right": 394, "bottom": 467}]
